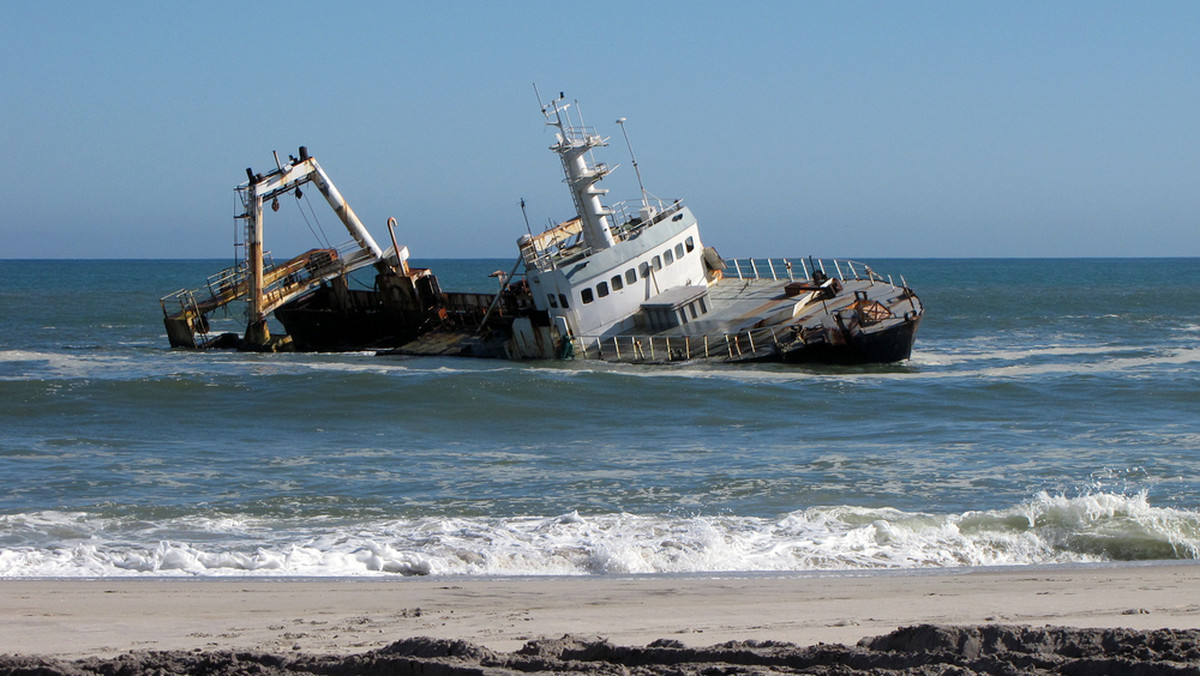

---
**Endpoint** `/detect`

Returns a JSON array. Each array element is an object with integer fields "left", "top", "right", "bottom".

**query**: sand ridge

[{"left": 3, "top": 626, "right": 1200, "bottom": 675}]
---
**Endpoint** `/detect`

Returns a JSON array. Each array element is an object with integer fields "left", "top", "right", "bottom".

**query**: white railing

[
  {"left": 519, "top": 200, "right": 687, "bottom": 274},
  {"left": 559, "top": 124, "right": 600, "bottom": 145},
  {"left": 607, "top": 198, "right": 682, "bottom": 230},
  {"left": 568, "top": 325, "right": 803, "bottom": 363},
  {"left": 724, "top": 257, "right": 892, "bottom": 286},
  {"left": 520, "top": 240, "right": 593, "bottom": 274}
]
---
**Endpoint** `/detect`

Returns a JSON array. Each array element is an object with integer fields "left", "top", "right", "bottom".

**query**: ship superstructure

[{"left": 505, "top": 93, "right": 922, "bottom": 363}]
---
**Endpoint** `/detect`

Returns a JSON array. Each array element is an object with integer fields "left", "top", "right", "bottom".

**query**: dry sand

[{"left": 3, "top": 562, "right": 1200, "bottom": 660}]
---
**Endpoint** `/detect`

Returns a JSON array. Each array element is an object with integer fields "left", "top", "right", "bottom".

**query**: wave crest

[{"left": 1, "top": 493, "right": 1197, "bottom": 578}]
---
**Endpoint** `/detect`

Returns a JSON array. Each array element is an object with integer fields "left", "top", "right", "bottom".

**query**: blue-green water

[{"left": 1, "top": 258, "right": 1198, "bottom": 576}]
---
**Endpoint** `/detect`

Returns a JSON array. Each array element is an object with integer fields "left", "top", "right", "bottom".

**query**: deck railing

[
  {"left": 161, "top": 239, "right": 378, "bottom": 322},
  {"left": 568, "top": 324, "right": 798, "bottom": 363},
  {"left": 519, "top": 200, "right": 686, "bottom": 274},
  {"left": 723, "top": 257, "right": 895, "bottom": 286}
]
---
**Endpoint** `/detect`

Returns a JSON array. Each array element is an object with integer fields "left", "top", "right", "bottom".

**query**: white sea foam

[
  {"left": 973, "top": 347, "right": 1200, "bottom": 378},
  {"left": 868, "top": 343, "right": 1200, "bottom": 381},
  {"left": 542, "top": 340, "right": 1200, "bottom": 386},
  {"left": 0, "top": 350, "right": 110, "bottom": 380},
  {"left": 7, "top": 337, "right": 1189, "bottom": 387},
  {"left": 1, "top": 493, "right": 1197, "bottom": 578}
]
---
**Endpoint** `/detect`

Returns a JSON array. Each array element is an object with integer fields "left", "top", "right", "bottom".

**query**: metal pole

[
  {"left": 311, "top": 161, "right": 384, "bottom": 260},
  {"left": 616, "top": 118, "right": 649, "bottom": 209},
  {"left": 245, "top": 176, "right": 270, "bottom": 346},
  {"left": 476, "top": 257, "right": 524, "bottom": 333},
  {"left": 386, "top": 217, "right": 408, "bottom": 274}
]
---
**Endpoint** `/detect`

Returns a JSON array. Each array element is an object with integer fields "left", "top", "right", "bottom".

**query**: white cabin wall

[
  {"left": 520, "top": 208, "right": 709, "bottom": 339},
  {"left": 569, "top": 222, "right": 707, "bottom": 336},
  {"left": 527, "top": 268, "right": 581, "bottom": 332}
]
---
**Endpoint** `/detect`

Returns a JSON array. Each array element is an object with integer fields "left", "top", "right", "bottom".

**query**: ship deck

[
  {"left": 566, "top": 268, "right": 916, "bottom": 363},
  {"left": 655, "top": 276, "right": 878, "bottom": 337}
]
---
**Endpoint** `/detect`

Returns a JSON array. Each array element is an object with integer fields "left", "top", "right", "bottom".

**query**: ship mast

[
  {"left": 615, "top": 117, "right": 650, "bottom": 211},
  {"left": 542, "top": 93, "right": 616, "bottom": 252}
]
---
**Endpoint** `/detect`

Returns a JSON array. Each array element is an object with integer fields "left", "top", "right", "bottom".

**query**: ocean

[{"left": 1, "top": 257, "right": 1198, "bottom": 577}]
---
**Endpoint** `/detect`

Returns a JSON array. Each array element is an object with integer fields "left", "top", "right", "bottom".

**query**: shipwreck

[{"left": 161, "top": 95, "right": 923, "bottom": 364}]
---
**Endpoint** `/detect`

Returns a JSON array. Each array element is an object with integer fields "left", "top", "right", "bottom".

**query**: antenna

[
  {"left": 616, "top": 117, "right": 649, "bottom": 209},
  {"left": 520, "top": 198, "right": 533, "bottom": 237},
  {"left": 532, "top": 83, "right": 545, "bottom": 112}
]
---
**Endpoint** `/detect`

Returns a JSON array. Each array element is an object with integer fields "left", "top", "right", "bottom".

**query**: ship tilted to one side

[{"left": 161, "top": 94, "right": 923, "bottom": 364}]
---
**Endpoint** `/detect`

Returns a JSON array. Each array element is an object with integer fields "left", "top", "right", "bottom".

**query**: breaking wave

[{"left": 2, "top": 492, "right": 1197, "bottom": 578}]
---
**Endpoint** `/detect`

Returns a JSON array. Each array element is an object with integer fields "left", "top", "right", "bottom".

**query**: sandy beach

[{"left": 3, "top": 562, "right": 1199, "bottom": 660}]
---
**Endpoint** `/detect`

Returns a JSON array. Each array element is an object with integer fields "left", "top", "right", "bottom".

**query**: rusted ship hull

[
  {"left": 777, "top": 316, "right": 922, "bottom": 365},
  {"left": 274, "top": 296, "right": 415, "bottom": 352}
]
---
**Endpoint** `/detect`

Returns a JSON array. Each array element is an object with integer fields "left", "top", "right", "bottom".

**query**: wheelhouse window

[
  {"left": 581, "top": 288, "right": 594, "bottom": 304},
  {"left": 547, "top": 294, "right": 558, "bottom": 309},
  {"left": 559, "top": 294, "right": 570, "bottom": 309},
  {"left": 652, "top": 256, "right": 662, "bottom": 270},
  {"left": 611, "top": 275, "right": 623, "bottom": 291},
  {"left": 675, "top": 243, "right": 685, "bottom": 258},
  {"left": 597, "top": 281, "right": 609, "bottom": 298},
  {"left": 685, "top": 236, "right": 695, "bottom": 252},
  {"left": 639, "top": 262, "right": 650, "bottom": 278},
  {"left": 625, "top": 269, "right": 637, "bottom": 284},
  {"left": 663, "top": 249, "right": 674, "bottom": 265}
]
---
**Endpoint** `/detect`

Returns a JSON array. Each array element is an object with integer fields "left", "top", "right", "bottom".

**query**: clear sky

[{"left": 3, "top": 2, "right": 1197, "bottom": 259}]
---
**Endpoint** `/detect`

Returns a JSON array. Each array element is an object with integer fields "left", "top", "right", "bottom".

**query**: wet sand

[{"left": 3, "top": 563, "right": 1199, "bottom": 661}]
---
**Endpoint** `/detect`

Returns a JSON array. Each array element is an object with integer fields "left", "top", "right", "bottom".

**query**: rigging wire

[
  {"left": 347, "top": 271, "right": 375, "bottom": 290},
  {"left": 294, "top": 189, "right": 334, "bottom": 250}
]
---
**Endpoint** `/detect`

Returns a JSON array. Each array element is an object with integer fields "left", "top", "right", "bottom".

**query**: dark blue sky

[{"left": 3, "top": 2, "right": 1197, "bottom": 259}]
